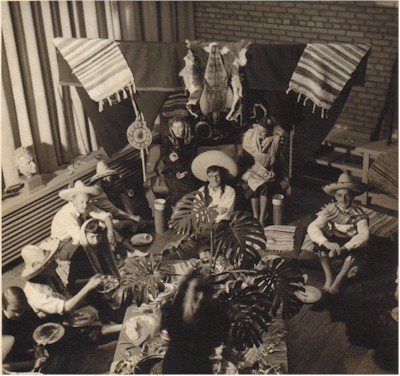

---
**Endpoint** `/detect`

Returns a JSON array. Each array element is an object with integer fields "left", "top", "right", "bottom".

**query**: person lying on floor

[
  {"left": 21, "top": 239, "right": 122, "bottom": 335},
  {"left": 307, "top": 173, "right": 369, "bottom": 295},
  {"left": 89, "top": 161, "right": 153, "bottom": 229},
  {"left": 68, "top": 219, "right": 132, "bottom": 324},
  {"left": 2, "top": 287, "right": 47, "bottom": 373}
]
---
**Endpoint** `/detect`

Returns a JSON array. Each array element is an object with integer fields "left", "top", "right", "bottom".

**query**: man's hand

[
  {"left": 322, "top": 240, "right": 341, "bottom": 257},
  {"left": 176, "top": 171, "right": 188, "bottom": 180},
  {"left": 86, "top": 274, "right": 103, "bottom": 291},
  {"left": 216, "top": 207, "right": 228, "bottom": 215},
  {"left": 33, "top": 356, "right": 48, "bottom": 370},
  {"left": 107, "top": 231, "right": 116, "bottom": 250}
]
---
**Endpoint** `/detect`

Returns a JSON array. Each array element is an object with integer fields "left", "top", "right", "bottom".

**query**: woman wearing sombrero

[
  {"left": 307, "top": 173, "right": 369, "bottom": 295},
  {"left": 192, "top": 150, "right": 238, "bottom": 224}
]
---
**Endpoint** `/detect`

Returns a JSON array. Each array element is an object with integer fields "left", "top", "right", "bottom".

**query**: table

[{"left": 109, "top": 261, "right": 289, "bottom": 374}]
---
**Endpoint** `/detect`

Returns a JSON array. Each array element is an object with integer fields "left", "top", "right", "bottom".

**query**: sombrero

[
  {"left": 322, "top": 172, "right": 367, "bottom": 197},
  {"left": 21, "top": 238, "right": 60, "bottom": 280},
  {"left": 59, "top": 180, "right": 101, "bottom": 201},
  {"left": 89, "top": 161, "right": 119, "bottom": 184},
  {"left": 191, "top": 150, "right": 238, "bottom": 182}
]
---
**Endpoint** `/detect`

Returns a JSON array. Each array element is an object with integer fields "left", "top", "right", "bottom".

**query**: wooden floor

[{"left": 286, "top": 269, "right": 396, "bottom": 374}]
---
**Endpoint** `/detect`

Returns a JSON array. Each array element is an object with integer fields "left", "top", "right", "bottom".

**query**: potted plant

[
  {"left": 167, "top": 190, "right": 305, "bottom": 351},
  {"left": 119, "top": 189, "right": 305, "bottom": 352}
]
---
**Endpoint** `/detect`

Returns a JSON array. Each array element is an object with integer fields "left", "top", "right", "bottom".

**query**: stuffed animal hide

[
  {"left": 179, "top": 40, "right": 251, "bottom": 122},
  {"left": 199, "top": 44, "right": 228, "bottom": 115}
]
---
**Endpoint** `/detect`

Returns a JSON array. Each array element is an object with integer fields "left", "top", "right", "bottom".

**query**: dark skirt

[
  {"left": 242, "top": 179, "right": 282, "bottom": 200},
  {"left": 164, "top": 173, "right": 199, "bottom": 205}
]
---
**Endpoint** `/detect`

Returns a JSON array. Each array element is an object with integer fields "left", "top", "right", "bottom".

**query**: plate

[
  {"left": 134, "top": 355, "right": 164, "bottom": 374},
  {"left": 294, "top": 285, "right": 322, "bottom": 303},
  {"left": 97, "top": 275, "right": 119, "bottom": 294},
  {"left": 33, "top": 322, "right": 65, "bottom": 345},
  {"left": 212, "top": 359, "right": 238, "bottom": 374},
  {"left": 67, "top": 306, "right": 98, "bottom": 327},
  {"left": 131, "top": 233, "right": 153, "bottom": 246},
  {"left": 124, "top": 316, "right": 154, "bottom": 346}
]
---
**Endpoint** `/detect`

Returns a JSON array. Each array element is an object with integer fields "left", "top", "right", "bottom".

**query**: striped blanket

[
  {"left": 53, "top": 38, "right": 135, "bottom": 112},
  {"left": 287, "top": 43, "right": 370, "bottom": 118},
  {"left": 368, "top": 150, "right": 398, "bottom": 199}
]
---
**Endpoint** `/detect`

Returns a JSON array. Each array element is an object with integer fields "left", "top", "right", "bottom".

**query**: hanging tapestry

[
  {"left": 179, "top": 39, "right": 251, "bottom": 123},
  {"left": 286, "top": 43, "right": 370, "bottom": 118},
  {"left": 53, "top": 38, "right": 135, "bottom": 112}
]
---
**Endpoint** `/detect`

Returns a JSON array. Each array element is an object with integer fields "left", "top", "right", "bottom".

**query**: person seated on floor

[
  {"left": 160, "top": 116, "right": 199, "bottom": 206},
  {"left": 68, "top": 219, "right": 133, "bottom": 324},
  {"left": 307, "top": 172, "right": 369, "bottom": 295},
  {"left": 192, "top": 151, "right": 238, "bottom": 224},
  {"left": 21, "top": 238, "right": 122, "bottom": 335},
  {"left": 240, "top": 104, "right": 289, "bottom": 227},
  {"left": 90, "top": 161, "right": 153, "bottom": 227},
  {"left": 161, "top": 270, "right": 229, "bottom": 374},
  {"left": 2, "top": 287, "right": 47, "bottom": 373}
]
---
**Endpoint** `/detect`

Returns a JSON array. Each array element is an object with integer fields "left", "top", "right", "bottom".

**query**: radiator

[{"left": 2, "top": 149, "right": 143, "bottom": 271}]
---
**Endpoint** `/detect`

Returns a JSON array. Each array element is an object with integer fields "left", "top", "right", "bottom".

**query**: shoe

[{"left": 127, "top": 248, "right": 149, "bottom": 258}]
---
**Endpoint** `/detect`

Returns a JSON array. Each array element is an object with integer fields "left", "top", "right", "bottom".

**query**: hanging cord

[{"left": 108, "top": 0, "right": 116, "bottom": 41}]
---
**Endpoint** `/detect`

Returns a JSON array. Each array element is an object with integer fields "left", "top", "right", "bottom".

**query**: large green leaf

[
  {"left": 169, "top": 190, "right": 218, "bottom": 235},
  {"left": 218, "top": 280, "right": 272, "bottom": 351},
  {"left": 120, "top": 256, "right": 165, "bottom": 306},
  {"left": 214, "top": 211, "right": 266, "bottom": 268},
  {"left": 254, "top": 257, "right": 305, "bottom": 320}
]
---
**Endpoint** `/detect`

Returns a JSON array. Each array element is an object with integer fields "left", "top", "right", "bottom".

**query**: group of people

[
  {"left": 2, "top": 105, "right": 375, "bottom": 374},
  {"left": 2, "top": 163, "right": 151, "bottom": 373}
]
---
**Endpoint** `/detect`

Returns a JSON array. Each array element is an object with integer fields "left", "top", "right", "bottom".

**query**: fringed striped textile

[
  {"left": 363, "top": 208, "right": 398, "bottom": 239},
  {"left": 368, "top": 150, "right": 398, "bottom": 199},
  {"left": 53, "top": 38, "right": 135, "bottom": 112},
  {"left": 287, "top": 43, "right": 370, "bottom": 118}
]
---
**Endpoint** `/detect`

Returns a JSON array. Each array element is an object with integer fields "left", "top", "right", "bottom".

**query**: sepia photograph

[{"left": 1, "top": 0, "right": 398, "bottom": 374}]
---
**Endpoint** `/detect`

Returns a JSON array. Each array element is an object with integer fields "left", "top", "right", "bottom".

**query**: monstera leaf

[
  {"left": 214, "top": 211, "right": 266, "bottom": 268},
  {"left": 218, "top": 280, "right": 272, "bottom": 351},
  {"left": 120, "top": 256, "right": 166, "bottom": 306},
  {"left": 169, "top": 190, "right": 218, "bottom": 235},
  {"left": 254, "top": 257, "right": 305, "bottom": 320}
]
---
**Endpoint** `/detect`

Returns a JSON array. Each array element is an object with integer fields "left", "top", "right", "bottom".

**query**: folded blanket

[
  {"left": 53, "top": 38, "right": 135, "bottom": 112},
  {"left": 287, "top": 43, "right": 370, "bottom": 118},
  {"left": 368, "top": 150, "right": 398, "bottom": 199}
]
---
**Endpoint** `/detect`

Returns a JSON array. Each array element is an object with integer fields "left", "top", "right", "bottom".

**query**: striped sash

[
  {"left": 287, "top": 43, "right": 370, "bottom": 118},
  {"left": 53, "top": 38, "right": 135, "bottom": 112}
]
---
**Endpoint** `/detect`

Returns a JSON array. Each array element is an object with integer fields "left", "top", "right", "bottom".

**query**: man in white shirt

[
  {"left": 192, "top": 150, "right": 238, "bottom": 224},
  {"left": 51, "top": 180, "right": 116, "bottom": 248},
  {"left": 307, "top": 173, "right": 369, "bottom": 295}
]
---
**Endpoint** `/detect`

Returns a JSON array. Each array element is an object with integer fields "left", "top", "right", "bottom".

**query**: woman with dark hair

[
  {"left": 160, "top": 116, "right": 199, "bottom": 205},
  {"left": 161, "top": 271, "right": 229, "bottom": 374},
  {"left": 241, "top": 115, "right": 288, "bottom": 227},
  {"left": 68, "top": 219, "right": 128, "bottom": 324}
]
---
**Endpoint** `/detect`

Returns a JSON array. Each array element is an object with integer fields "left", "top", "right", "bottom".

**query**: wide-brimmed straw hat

[
  {"left": 191, "top": 150, "right": 238, "bottom": 182},
  {"left": 59, "top": 180, "right": 101, "bottom": 201},
  {"left": 322, "top": 172, "right": 367, "bottom": 197},
  {"left": 89, "top": 161, "right": 119, "bottom": 184},
  {"left": 21, "top": 238, "right": 60, "bottom": 280}
]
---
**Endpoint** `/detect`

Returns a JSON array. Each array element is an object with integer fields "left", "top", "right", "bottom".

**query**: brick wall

[{"left": 193, "top": 1, "right": 398, "bottom": 139}]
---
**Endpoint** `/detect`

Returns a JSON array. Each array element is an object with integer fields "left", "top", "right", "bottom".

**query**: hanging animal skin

[
  {"left": 199, "top": 43, "right": 228, "bottom": 115},
  {"left": 180, "top": 40, "right": 251, "bottom": 123}
]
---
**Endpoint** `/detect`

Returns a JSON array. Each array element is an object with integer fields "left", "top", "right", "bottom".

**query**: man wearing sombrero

[
  {"left": 192, "top": 150, "right": 238, "bottom": 223},
  {"left": 51, "top": 180, "right": 115, "bottom": 248},
  {"left": 307, "top": 173, "right": 369, "bottom": 295}
]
